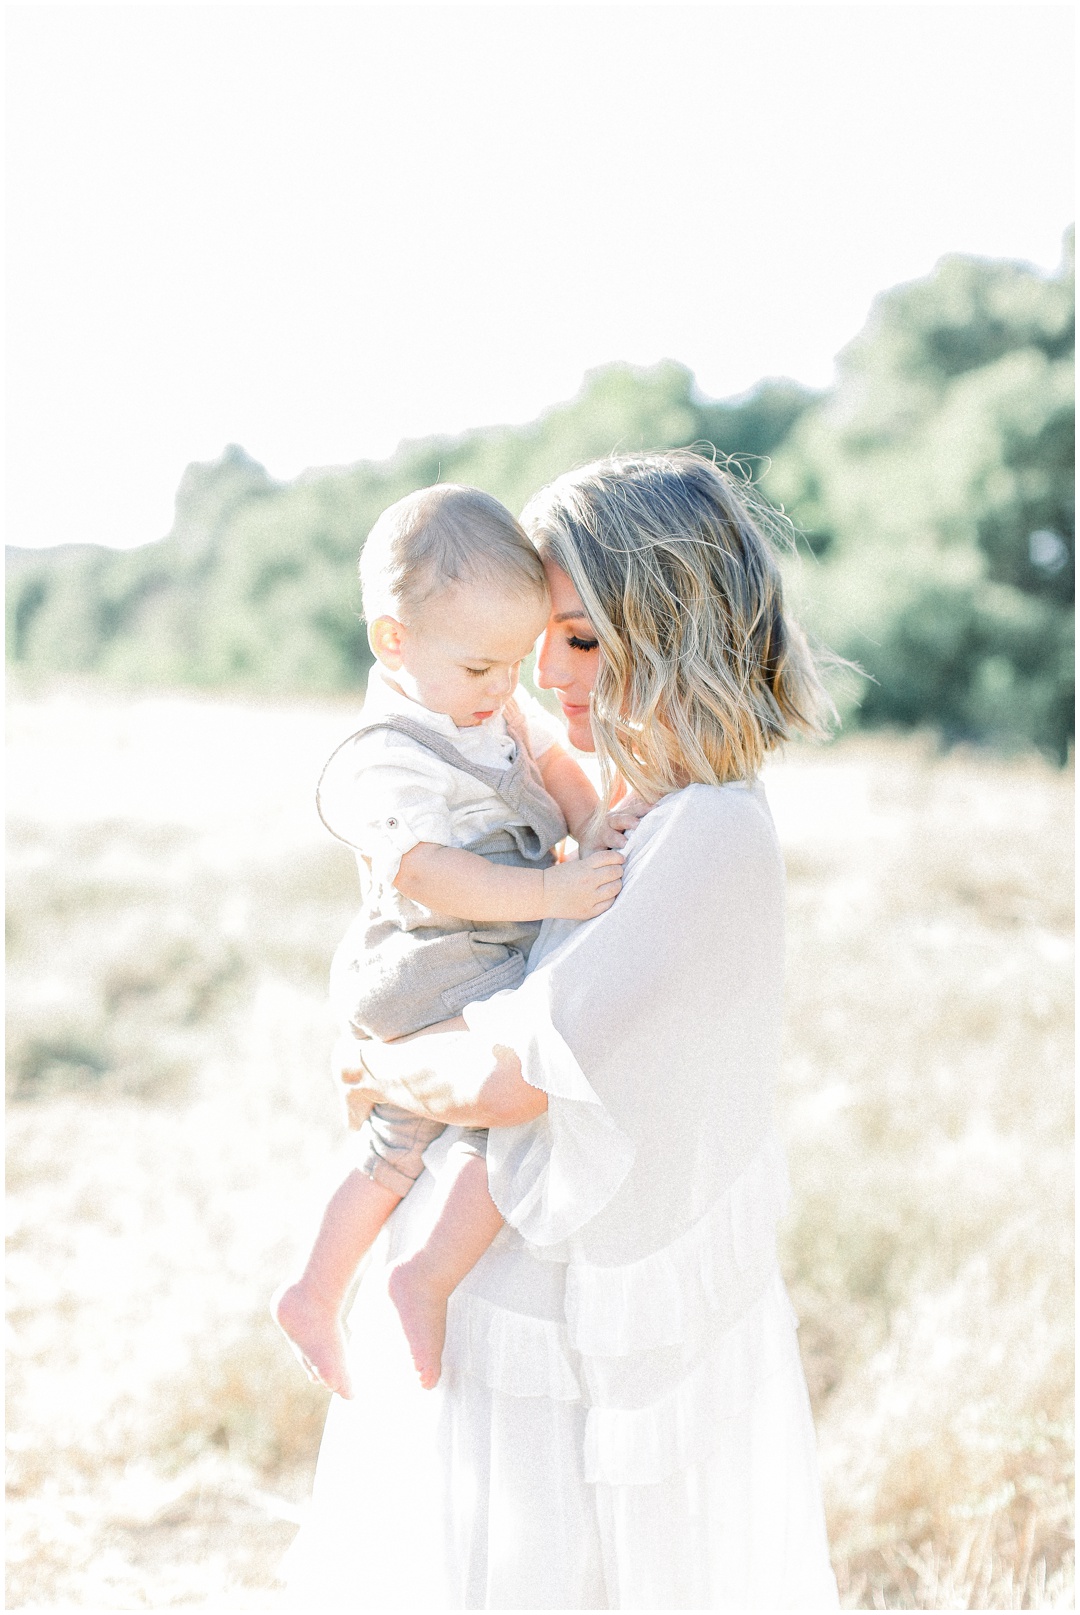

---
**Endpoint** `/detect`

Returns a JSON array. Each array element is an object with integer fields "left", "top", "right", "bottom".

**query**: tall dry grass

[
  {"left": 771, "top": 738, "right": 1074, "bottom": 1608},
  {"left": 5, "top": 688, "right": 1073, "bottom": 1609}
]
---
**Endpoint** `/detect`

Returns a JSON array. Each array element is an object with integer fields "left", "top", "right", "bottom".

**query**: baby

[{"left": 273, "top": 484, "right": 624, "bottom": 1396}]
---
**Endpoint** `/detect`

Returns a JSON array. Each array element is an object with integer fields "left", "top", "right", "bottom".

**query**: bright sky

[{"left": 7, "top": 3, "right": 1074, "bottom": 549}]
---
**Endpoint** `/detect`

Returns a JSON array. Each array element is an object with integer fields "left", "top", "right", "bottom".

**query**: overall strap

[
  {"left": 348, "top": 717, "right": 512, "bottom": 789},
  {"left": 316, "top": 715, "right": 519, "bottom": 846}
]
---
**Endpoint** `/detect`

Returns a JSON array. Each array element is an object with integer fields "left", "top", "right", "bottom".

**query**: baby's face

[{"left": 374, "top": 581, "right": 549, "bottom": 727}]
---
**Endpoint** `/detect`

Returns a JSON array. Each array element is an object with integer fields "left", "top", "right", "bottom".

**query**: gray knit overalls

[{"left": 317, "top": 702, "right": 568, "bottom": 1198}]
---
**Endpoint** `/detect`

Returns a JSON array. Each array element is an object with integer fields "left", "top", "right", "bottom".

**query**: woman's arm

[{"left": 334, "top": 1019, "right": 549, "bottom": 1130}]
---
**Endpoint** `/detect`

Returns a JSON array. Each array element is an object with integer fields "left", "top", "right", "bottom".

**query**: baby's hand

[
  {"left": 588, "top": 793, "right": 655, "bottom": 851},
  {"left": 542, "top": 850, "right": 624, "bottom": 920}
]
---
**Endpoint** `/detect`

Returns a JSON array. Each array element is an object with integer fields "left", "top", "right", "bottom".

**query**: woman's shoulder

[
  {"left": 611, "top": 780, "right": 781, "bottom": 915},
  {"left": 637, "top": 778, "right": 778, "bottom": 852}
]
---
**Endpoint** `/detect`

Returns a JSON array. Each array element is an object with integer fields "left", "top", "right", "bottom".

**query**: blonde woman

[{"left": 285, "top": 451, "right": 840, "bottom": 1610}]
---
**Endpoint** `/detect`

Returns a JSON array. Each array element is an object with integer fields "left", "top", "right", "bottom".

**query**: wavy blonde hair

[{"left": 521, "top": 450, "right": 833, "bottom": 805}]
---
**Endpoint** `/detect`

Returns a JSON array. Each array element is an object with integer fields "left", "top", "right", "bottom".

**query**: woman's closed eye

[{"left": 567, "top": 635, "right": 599, "bottom": 652}]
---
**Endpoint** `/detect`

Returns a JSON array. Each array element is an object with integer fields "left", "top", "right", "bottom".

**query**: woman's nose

[{"left": 536, "top": 626, "right": 564, "bottom": 691}]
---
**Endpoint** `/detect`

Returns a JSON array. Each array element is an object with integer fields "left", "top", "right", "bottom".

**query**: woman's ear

[{"left": 368, "top": 616, "right": 406, "bottom": 670}]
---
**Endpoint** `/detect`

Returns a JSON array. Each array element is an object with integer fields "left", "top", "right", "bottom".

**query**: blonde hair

[
  {"left": 521, "top": 450, "right": 833, "bottom": 804},
  {"left": 360, "top": 484, "right": 546, "bottom": 622}
]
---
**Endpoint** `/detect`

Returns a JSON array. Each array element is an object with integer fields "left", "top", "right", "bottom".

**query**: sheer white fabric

[{"left": 285, "top": 783, "right": 839, "bottom": 1610}]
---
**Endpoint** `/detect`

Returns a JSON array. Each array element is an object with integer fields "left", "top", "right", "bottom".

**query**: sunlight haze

[{"left": 6, "top": 3, "right": 1074, "bottom": 548}]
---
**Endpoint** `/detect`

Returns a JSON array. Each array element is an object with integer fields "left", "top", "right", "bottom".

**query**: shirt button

[{"left": 386, "top": 817, "right": 398, "bottom": 829}]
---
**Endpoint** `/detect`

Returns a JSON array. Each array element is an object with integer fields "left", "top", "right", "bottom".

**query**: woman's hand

[
  {"left": 332, "top": 1021, "right": 548, "bottom": 1131},
  {"left": 333, "top": 1032, "right": 381, "bottom": 1131}
]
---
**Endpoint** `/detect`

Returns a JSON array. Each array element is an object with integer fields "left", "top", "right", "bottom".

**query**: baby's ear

[{"left": 368, "top": 616, "right": 406, "bottom": 669}]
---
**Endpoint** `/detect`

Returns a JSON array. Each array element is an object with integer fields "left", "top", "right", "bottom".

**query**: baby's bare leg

[
  {"left": 272, "top": 1168, "right": 400, "bottom": 1399},
  {"left": 387, "top": 1142, "right": 503, "bottom": 1390}
]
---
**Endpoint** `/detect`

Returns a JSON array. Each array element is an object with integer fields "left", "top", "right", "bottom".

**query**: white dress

[{"left": 285, "top": 783, "right": 840, "bottom": 1610}]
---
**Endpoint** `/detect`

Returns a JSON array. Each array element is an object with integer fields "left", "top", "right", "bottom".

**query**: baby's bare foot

[
  {"left": 387, "top": 1257, "right": 449, "bottom": 1391},
  {"left": 271, "top": 1279, "right": 353, "bottom": 1399}
]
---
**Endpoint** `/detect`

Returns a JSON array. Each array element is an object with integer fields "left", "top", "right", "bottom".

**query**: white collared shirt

[{"left": 318, "top": 672, "right": 566, "bottom": 885}]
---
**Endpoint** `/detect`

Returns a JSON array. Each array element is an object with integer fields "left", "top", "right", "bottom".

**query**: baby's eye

[
  {"left": 567, "top": 636, "right": 599, "bottom": 652},
  {"left": 464, "top": 666, "right": 489, "bottom": 678}
]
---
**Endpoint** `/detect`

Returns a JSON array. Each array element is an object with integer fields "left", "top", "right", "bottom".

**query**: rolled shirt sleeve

[{"left": 317, "top": 733, "right": 456, "bottom": 884}]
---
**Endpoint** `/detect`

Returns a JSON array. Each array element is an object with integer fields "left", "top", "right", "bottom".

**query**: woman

[{"left": 285, "top": 451, "right": 840, "bottom": 1610}]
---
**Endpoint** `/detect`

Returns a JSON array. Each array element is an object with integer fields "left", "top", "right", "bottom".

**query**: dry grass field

[{"left": 6, "top": 686, "right": 1074, "bottom": 1610}]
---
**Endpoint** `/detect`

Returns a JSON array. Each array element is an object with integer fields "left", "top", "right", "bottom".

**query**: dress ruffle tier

[
  {"left": 564, "top": 1131, "right": 792, "bottom": 1355},
  {"left": 441, "top": 1288, "right": 581, "bottom": 1401},
  {"left": 443, "top": 1125, "right": 800, "bottom": 1486}
]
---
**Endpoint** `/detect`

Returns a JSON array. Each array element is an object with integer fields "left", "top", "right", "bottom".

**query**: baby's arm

[
  {"left": 395, "top": 841, "right": 623, "bottom": 922},
  {"left": 582, "top": 790, "right": 657, "bottom": 851},
  {"left": 538, "top": 743, "right": 599, "bottom": 844},
  {"left": 537, "top": 741, "right": 655, "bottom": 853}
]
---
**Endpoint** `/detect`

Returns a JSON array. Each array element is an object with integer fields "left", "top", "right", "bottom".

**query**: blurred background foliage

[{"left": 7, "top": 240, "right": 1074, "bottom": 760}]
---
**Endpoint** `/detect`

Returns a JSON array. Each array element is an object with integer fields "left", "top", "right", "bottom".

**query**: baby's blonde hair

[
  {"left": 521, "top": 450, "right": 833, "bottom": 805},
  {"left": 360, "top": 484, "right": 547, "bottom": 623}
]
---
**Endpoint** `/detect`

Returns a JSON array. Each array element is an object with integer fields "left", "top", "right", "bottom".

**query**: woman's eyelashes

[{"left": 567, "top": 635, "right": 599, "bottom": 653}]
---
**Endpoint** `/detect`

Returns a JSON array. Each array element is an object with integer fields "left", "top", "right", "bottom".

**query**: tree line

[{"left": 7, "top": 237, "right": 1073, "bottom": 760}]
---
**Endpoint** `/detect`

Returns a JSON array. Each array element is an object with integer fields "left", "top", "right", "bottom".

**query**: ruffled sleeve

[
  {"left": 463, "top": 782, "right": 789, "bottom": 1270},
  {"left": 462, "top": 970, "right": 636, "bottom": 1247}
]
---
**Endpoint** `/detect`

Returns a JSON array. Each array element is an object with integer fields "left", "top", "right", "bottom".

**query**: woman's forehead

[{"left": 543, "top": 561, "right": 589, "bottom": 620}]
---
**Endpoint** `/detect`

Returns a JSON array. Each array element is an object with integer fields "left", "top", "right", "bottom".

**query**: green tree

[
  {"left": 769, "top": 237, "right": 1074, "bottom": 759},
  {"left": 6, "top": 365, "right": 815, "bottom": 694},
  {"left": 8, "top": 244, "right": 1073, "bottom": 762}
]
